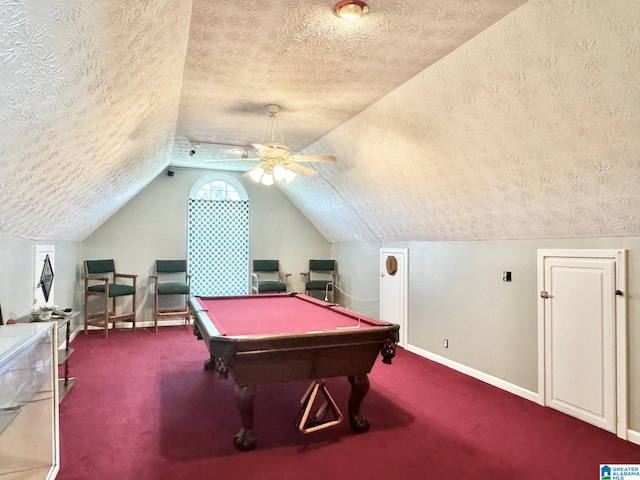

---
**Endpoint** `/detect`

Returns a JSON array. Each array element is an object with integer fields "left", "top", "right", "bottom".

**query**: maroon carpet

[{"left": 58, "top": 327, "right": 640, "bottom": 479}]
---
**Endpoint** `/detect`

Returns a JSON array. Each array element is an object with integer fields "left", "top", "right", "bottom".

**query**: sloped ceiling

[
  {"left": 174, "top": 0, "right": 526, "bottom": 154},
  {"left": 1, "top": 0, "right": 638, "bottom": 242},
  {"left": 285, "top": 0, "right": 640, "bottom": 241},
  {"left": 0, "top": 1, "right": 192, "bottom": 241}
]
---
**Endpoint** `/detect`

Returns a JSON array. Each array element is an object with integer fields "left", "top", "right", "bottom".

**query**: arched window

[
  {"left": 189, "top": 174, "right": 248, "bottom": 201},
  {"left": 187, "top": 174, "right": 249, "bottom": 295}
]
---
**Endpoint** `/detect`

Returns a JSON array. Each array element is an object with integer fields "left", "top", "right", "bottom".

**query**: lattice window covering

[{"left": 188, "top": 199, "right": 249, "bottom": 296}]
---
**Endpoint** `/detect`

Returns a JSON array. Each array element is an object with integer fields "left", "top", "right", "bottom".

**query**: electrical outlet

[{"left": 444, "top": 339, "right": 448, "bottom": 348}]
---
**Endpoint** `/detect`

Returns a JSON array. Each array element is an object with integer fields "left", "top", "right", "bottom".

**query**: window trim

[{"left": 189, "top": 174, "right": 248, "bottom": 201}]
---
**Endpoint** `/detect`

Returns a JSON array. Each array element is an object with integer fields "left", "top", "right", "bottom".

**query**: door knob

[{"left": 540, "top": 290, "right": 551, "bottom": 299}]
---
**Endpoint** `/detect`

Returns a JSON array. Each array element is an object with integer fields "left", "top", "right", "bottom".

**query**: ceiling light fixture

[
  {"left": 248, "top": 161, "right": 296, "bottom": 186},
  {"left": 247, "top": 105, "right": 298, "bottom": 186},
  {"left": 333, "top": 0, "right": 368, "bottom": 20}
]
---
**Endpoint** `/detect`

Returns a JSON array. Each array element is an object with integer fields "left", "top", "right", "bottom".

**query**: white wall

[
  {"left": 2, "top": 179, "right": 637, "bottom": 436},
  {"left": 331, "top": 241, "right": 381, "bottom": 318},
  {"left": 81, "top": 168, "right": 331, "bottom": 323},
  {"left": 331, "top": 236, "right": 640, "bottom": 432},
  {"left": 0, "top": 235, "right": 81, "bottom": 325}
]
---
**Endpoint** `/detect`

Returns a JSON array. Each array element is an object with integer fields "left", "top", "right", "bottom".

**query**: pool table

[{"left": 190, "top": 293, "right": 399, "bottom": 451}]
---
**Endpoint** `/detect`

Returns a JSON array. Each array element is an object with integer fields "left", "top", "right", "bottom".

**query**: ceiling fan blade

[
  {"left": 286, "top": 162, "right": 317, "bottom": 176},
  {"left": 292, "top": 154, "right": 337, "bottom": 163}
]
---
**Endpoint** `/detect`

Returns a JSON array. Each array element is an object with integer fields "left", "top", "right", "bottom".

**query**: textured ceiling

[
  {"left": 285, "top": 0, "right": 640, "bottom": 242},
  {"left": 1, "top": 0, "right": 638, "bottom": 242},
  {"left": 0, "top": 0, "right": 192, "bottom": 241},
  {"left": 174, "top": 0, "right": 527, "bottom": 157}
]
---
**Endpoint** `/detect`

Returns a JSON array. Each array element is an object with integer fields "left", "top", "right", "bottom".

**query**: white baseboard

[
  {"left": 405, "top": 344, "right": 640, "bottom": 446},
  {"left": 76, "top": 318, "right": 191, "bottom": 334},
  {"left": 406, "top": 343, "right": 542, "bottom": 405},
  {"left": 119, "top": 319, "right": 191, "bottom": 329},
  {"left": 627, "top": 429, "right": 640, "bottom": 446},
  {"left": 69, "top": 326, "right": 81, "bottom": 343}
]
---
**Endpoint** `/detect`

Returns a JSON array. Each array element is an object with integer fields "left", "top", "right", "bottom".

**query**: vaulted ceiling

[{"left": 1, "top": 0, "right": 638, "bottom": 242}]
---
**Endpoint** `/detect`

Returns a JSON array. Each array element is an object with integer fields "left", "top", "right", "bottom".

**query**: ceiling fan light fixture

[
  {"left": 333, "top": 0, "right": 368, "bottom": 20},
  {"left": 284, "top": 169, "right": 296, "bottom": 184},
  {"left": 249, "top": 165, "right": 265, "bottom": 183},
  {"left": 273, "top": 164, "right": 287, "bottom": 181},
  {"left": 273, "top": 164, "right": 297, "bottom": 184},
  {"left": 260, "top": 172, "right": 275, "bottom": 186},
  {"left": 250, "top": 162, "right": 296, "bottom": 185},
  {"left": 245, "top": 104, "right": 335, "bottom": 185}
]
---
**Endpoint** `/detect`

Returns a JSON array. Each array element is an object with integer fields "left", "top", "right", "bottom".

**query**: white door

[
  {"left": 538, "top": 250, "right": 627, "bottom": 436},
  {"left": 380, "top": 248, "right": 408, "bottom": 348}
]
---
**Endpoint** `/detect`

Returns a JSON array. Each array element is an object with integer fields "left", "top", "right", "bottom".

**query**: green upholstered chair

[
  {"left": 301, "top": 259, "right": 337, "bottom": 302},
  {"left": 150, "top": 260, "right": 191, "bottom": 333},
  {"left": 83, "top": 259, "right": 137, "bottom": 338},
  {"left": 251, "top": 259, "right": 290, "bottom": 294}
]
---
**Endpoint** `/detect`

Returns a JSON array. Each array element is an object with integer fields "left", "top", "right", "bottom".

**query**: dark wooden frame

[
  {"left": 190, "top": 293, "right": 399, "bottom": 451},
  {"left": 83, "top": 259, "right": 137, "bottom": 338},
  {"left": 150, "top": 260, "right": 191, "bottom": 333}
]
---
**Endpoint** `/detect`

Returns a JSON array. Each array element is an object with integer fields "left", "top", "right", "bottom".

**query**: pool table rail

[
  {"left": 194, "top": 316, "right": 398, "bottom": 383},
  {"left": 189, "top": 293, "right": 399, "bottom": 450}
]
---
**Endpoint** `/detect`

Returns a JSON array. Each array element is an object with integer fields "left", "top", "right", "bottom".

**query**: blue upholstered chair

[
  {"left": 301, "top": 259, "right": 337, "bottom": 302},
  {"left": 251, "top": 259, "right": 289, "bottom": 294},
  {"left": 150, "top": 260, "right": 191, "bottom": 333},
  {"left": 83, "top": 259, "right": 137, "bottom": 338}
]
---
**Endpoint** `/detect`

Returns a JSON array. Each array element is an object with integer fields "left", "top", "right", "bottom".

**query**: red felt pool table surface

[
  {"left": 191, "top": 293, "right": 387, "bottom": 337},
  {"left": 189, "top": 293, "right": 400, "bottom": 451}
]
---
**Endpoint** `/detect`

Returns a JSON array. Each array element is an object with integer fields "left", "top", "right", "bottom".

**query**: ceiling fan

[{"left": 192, "top": 105, "right": 337, "bottom": 185}]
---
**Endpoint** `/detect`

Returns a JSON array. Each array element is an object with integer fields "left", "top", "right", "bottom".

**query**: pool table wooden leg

[
  {"left": 347, "top": 373, "right": 370, "bottom": 433},
  {"left": 234, "top": 385, "right": 257, "bottom": 451}
]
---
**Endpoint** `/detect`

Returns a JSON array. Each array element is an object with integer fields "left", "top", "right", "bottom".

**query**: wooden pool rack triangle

[{"left": 296, "top": 380, "right": 344, "bottom": 434}]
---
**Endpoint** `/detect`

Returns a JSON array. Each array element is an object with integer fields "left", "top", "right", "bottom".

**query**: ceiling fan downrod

[{"left": 263, "top": 104, "right": 285, "bottom": 146}]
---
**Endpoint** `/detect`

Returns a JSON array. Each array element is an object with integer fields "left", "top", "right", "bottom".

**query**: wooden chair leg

[
  {"left": 105, "top": 295, "right": 111, "bottom": 339},
  {"left": 132, "top": 294, "right": 136, "bottom": 331},
  {"left": 84, "top": 297, "right": 89, "bottom": 336},
  {"left": 184, "top": 294, "right": 190, "bottom": 329},
  {"left": 154, "top": 292, "right": 159, "bottom": 333}
]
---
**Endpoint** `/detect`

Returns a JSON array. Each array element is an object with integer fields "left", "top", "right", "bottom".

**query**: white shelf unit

[
  {"left": 54, "top": 315, "right": 77, "bottom": 403},
  {"left": 0, "top": 322, "right": 59, "bottom": 480}
]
